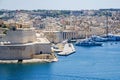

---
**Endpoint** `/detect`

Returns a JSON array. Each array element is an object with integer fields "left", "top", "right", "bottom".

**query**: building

[
  {"left": 44, "top": 30, "right": 63, "bottom": 43},
  {"left": 0, "top": 25, "right": 52, "bottom": 62},
  {"left": 44, "top": 30, "right": 78, "bottom": 43}
]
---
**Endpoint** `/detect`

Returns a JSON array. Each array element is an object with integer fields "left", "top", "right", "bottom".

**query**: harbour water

[{"left": 0, "top": 42, "right": 120, "bottom": 80}]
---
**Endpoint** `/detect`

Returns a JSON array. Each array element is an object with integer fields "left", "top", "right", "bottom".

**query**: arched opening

[
  {"left": 40, "top": 51, "right": 42, "bottom": 54},
  {"left": 20, "top": 24, "right": 22, "bottom": 28},
  {"left": 12, "top": 26, "right": 16, "bottom": 31},
  {"left": 18, "top": 59, "right": 23, "bottom": 63}
]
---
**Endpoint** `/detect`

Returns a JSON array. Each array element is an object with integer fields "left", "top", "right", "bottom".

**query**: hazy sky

[{"left": 0, "top": 0, "right": 120, "bottom": 10}]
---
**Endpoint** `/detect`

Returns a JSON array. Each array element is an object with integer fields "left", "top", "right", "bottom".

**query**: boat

[
  {"left": 103, "top": 14, "right": 120, "bottom": 41},
  {"left": 67, "top": 39, "right": 77, "bottom": 43},
  {"left": 51, "top": 46, "right": 62, "bottom": 53},
  {"left": 75, "top": 38, "right": 102, "bottom": 46},
  {"left": 102, "top": 34, "right": 120, "bottom": 41},
  {"left": 57, "top": 43, "right": 75, "bottom": 56},
  {"left": 90, "top": 35, "right": 107, "bottom": 42}
]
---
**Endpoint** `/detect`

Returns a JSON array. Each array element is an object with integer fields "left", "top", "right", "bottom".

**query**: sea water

[{"left": 0, "top": 42, "right": 120, "bottom": 80}]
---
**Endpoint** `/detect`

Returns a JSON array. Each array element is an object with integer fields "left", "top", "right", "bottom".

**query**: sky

[{"left": 0, "top": 0, "right": 120, "bottom": 10}]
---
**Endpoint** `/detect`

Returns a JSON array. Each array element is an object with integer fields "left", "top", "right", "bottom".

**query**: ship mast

[{"left": 106, "top": 11, "right": 109, "bottom": 36}]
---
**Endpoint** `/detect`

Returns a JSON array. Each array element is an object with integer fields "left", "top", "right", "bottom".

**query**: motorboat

[{"left": 51, "top": 45, "right": 62, "bottom": 53}]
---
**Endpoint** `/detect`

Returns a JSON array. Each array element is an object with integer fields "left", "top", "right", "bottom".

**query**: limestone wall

[
  {"left": 50, "top": 32, "right": 63, "bottom": 43},
  {"left": 5, "top": 29, "right": 36, "bottom": 44},
  {"left": 0, "top": 45, "right": 35, "bottom": 60},
  {"left": 35, "top": 43, "right": 51, "bottom": 54},
  {"left": 0, "top": 41, "right": 52, "bottom": 60},
  {"left": 44, "top": 31, "right": 63, "bottom": 43}
]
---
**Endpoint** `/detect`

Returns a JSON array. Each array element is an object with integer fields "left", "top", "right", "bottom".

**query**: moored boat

[
  {"left": 75, "top": 38, "right": 102, "bottom": 46},
  {"left": 102, "top": 34, "right": 120, "bottom": 41},
  {"left": 90, "top": 35, "right": 108, "bottom": 42},
  {"left": 51, "top": 46, "right": 62, "bottom": 53}
]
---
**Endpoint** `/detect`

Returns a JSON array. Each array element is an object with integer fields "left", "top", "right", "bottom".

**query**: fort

[{"left": 0, "top": 25, "right": 57, "bottom": 63}]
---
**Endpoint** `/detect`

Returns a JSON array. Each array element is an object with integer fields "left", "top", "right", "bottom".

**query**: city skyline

[{"left": 0, "top": 0, "right": 120, "bottom": 10}]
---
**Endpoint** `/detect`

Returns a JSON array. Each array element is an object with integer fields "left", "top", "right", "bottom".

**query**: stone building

[
  {"left": 0, "top": 26, "right": 51, "bottom": 61},
  {"left": 44, "top": 30, "right": 78, "bottom": 43}
]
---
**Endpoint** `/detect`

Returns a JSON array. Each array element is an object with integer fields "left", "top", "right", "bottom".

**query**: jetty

[{"left": 57, "top": 43, "right": 75, "bottom": 56}]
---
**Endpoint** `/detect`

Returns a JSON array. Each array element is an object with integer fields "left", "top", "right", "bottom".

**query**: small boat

[
  {"left": 51, "top": 45, "right": 62, "bottom": 53},
  {"left": 90, "top": 35, "right": 107, "bottom": 42},
  {"left": 75, "top": 38, "right": 102, "bottom": 46},
  {"left": 57, "top": 43, "right": 75, "bottom": 56},
  {"left": 67, "top": 39, "right": 77, "bottom": 43}
]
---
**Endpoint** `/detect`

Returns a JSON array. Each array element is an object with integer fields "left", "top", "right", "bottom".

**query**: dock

[{"left": 57, "top": 43, "right": 76, "bottom": 56}]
